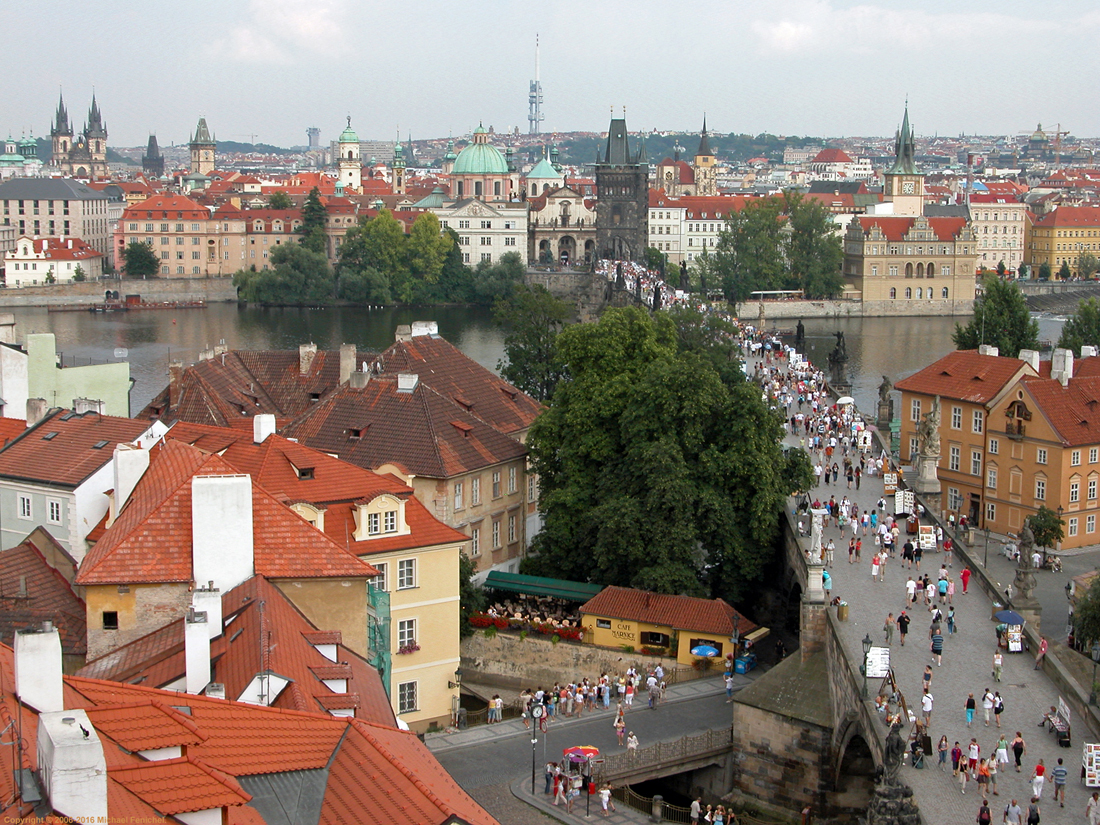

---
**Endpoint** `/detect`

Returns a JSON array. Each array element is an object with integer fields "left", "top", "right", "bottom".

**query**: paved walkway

[{"left": 770, "top": 359, "right": 1095, "bottom": 825}]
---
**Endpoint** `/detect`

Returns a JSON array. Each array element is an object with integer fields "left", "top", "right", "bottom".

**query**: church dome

[
  {"left": 339, "top": 119, "right": 359, "bottom": 145},
  {"left": 526, "top": 157, "right": 561, "bottom": 180},
  {"left": 452, "top": 125, "right": 508, "bottom": 176}
]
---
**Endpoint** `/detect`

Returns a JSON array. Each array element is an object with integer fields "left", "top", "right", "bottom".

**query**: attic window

[
  {"left": 92, "top": 440, "right": 109, "bottom": 449},
  {"left": 500, "top": 387, "right": 518, "bottom": 401},
  {"left": 297, "top": 467, "right": 315, "bottom": 480},
  {"left": 451, "top": 420, "right": 473, "bottom": 437},
  {"left": 310, "top": 393, "right": 321, "bottom": 402},
  {"left": 60, "top": 412, "right": 77, "bottom": 421},
  {"left": 349, "top": 426, "right": 368, "bottom": 440},
  {"left": 42, "top": 432, "right": 58, "bottom": 440},
  {"left": 453, "top": 395, "right": 474, "bottom": 411}
]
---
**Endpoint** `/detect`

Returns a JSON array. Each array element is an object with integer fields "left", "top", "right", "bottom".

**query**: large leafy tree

[
  {"left": 714, "top": 198, "right": 785, "bottom": 304},
  {"left": 1079, "top": 253, "right": 1100, "bottom": 280},
  {"left": 1029, "top": 506, "right": 1065, "bottom": 552},
  {"left": 1057, "top": 297, "right": 1100, "bottom": 353},
  {"left": 407, "top": 213, "right": 451, "bottom": 285},
  {"left": 337, "top": 209, "right": 408, "bottom": 301},
  {"left": 299, "top": 187, "right": 328, "bottom": 255},
  {"left": 494, "top": 284, "right": 570, "bottom": 402},
  {"left": 524, "top": 306, "right": 800, "bottom": 600},
  {"left": 267, "top": 191, "right": 293, "bottom": 210},
  {"left": 952, "top": 274, "right": 1038, "bottom": 356},
  {"left": 233, "top": 244, "right": 333, "bottom": 304},
  {"left": 122, "top": 241, "right": 160, "bottom": 279},
  {"left": 458, "top": 552, "right": 485, "bottom": 639},
  {"left": 471, "top": 251, "right": 525, "bottom": 305},
  {"left": 782, "top": 191, "right": 844, "bottom": 298}
]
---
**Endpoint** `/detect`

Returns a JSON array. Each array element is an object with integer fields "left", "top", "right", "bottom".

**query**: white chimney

[
  {"left": 1052, "top": 348, "right": 1074, "bottom": 388},
  {"left": 185, "top": 608, "right": 211, "bottom": 695},
  {"left": 350, "top": 370, "right": 370, "bottom": 389},
  {"left": 339, "top": 343, "right": 357, "bottom": 384},
  {"left": 299, "top": 342, "right": 317, "bottom": 375},
  {"left": 37, "top": 710, "right": 107, "bottom": 823},
  {"left": 26, "top": 398, "right": 48, "bottom": 426},
  {"left": 252, "top": 413, "right": 276, "bottom": 444},
  {"left": 1018, "top": 349, "right": 1041, "bottom": 373},
  {"left": 397, "top": 373, "right": 419, "bottom": 393},
  {"left": 411, "top": 320, "right": 438, "bottom": 337},
  {"left": 978, "top": 344, "right": 1000, "bottom": 357},
  {"left": 394, "top": 324, "right": 413, "bottom": 342},
  {"left": 205, "top": 683, "right": 226, "bottom": 700},
  {"left": 111, "top": 443, "right": 150, "bottom": 522},
  {"left": 15, "top": 625, "right": 63, "bottom": 713},
  {"left": 191, "top": 475, "right": 253, "bottom": 593},
  {"left": 192, "top": 582, "right": 222, "bottom": 640},
  {"left": 73, "top": 398, "right": 104, "bottom": 415},
  {"left": 1083, "top": 346, "right": 1098, "bottom": 359}
]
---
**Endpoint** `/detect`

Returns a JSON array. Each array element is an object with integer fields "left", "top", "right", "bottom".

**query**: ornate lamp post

[
  {"left": 1091, "top": 642, "right": 1100, "bottom": 706},
  {"left": 861, "top": 633, "right": 873, "bottom": 699},
  {"left": 984, "top": 527, "right": 991, "bottom": 569}
]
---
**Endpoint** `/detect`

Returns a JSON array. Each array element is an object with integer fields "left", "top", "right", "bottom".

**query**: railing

[
  {"left": 610, "top": 784, "right": 795, "bottom": 825},
  {"left": 595, "top": 726, "right": 733, "bottom": 782}
]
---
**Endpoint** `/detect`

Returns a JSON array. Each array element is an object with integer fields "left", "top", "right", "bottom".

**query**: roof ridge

[{"left": 349, "top": 719, "right": 460, "bottom": 819}]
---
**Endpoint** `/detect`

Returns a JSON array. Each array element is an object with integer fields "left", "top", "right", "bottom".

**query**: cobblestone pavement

[{"left": 773, "top": 371, "right": 1094, "bottom": 825}]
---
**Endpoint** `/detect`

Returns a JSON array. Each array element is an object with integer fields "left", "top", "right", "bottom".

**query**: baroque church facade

[{"left": 50, "top": 93, "right": 108, "bottom": 179}]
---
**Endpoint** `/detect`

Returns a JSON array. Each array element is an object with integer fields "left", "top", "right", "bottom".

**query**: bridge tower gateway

[{"left": 528, "top": 35, "right": 544, "bottom": 135}]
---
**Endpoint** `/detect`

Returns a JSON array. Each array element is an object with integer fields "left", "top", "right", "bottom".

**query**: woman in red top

[{"left": 960, "top": 567, "right": 972, "bottom": 595}]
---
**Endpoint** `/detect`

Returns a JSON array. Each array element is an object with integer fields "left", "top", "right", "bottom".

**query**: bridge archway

[
  {"left": 833, "top": 722, "right": 875, "bottom": 810},
  {"left": 785, "top": 581, "right": 803, "bottom": 635}
]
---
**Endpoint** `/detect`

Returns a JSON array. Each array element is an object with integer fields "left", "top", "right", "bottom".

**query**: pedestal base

[
  {"left": 912, "top": 454, "right": 941, "bottom": 497},
  {"left": 866, "top": 780, "right": 921, "bottom": 825},
  {"left": 876, "top": 401, "right": 892, "bottom": 431}
]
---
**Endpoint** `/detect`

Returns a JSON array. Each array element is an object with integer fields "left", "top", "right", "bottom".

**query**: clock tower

[{"left": 884, "top": 105, "right": 923, "bottom": 217}]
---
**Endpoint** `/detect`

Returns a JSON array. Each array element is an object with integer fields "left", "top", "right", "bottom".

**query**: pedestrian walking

[
  {"left": 614, "top": 714, "right": 625, "bottom": 746},
  {"left": 922, "top": 689, "right": 934, "bottom": 725},
  {"left": 690, "top": 797, "right": 702, "bottom": 824},
  {"left": 545, "top": 761, "right": 556, "bottom": 795},
  {"left": 1052, "top": 757, "right": 1067, "bottom": 807},
  {"left": 1004, "top": 799, "right": 1023, "bottom": 825},
  {"left": 966, "top": 693, "right": 977, "bottom": 727},
  {"left": 627, "top": 731, "right": 639, "bottom": 757},
  {"left": 872, "top": 554, "right": 881, "bottom": 582},
  {"left": 988, "top": 757, "right": 998, "bottom": 796},
  {"left": 938, "top": 735, "right": 949, "bottom": 770},
  {"left": 1026, "top": 797, "right": 1040, "bottom": 825},
  {"left": 952, "top": 741, "right": 963, "bottom": 776},
  {"left": 948, "top": 605, "right": 957, "bottom": 634},
  {"left": 976, "top": 797, "right": 992, "bottom": 824},
  {"left": 1087, "top": 791, "right": 1100, "bottom": 825},
  {"left": 1034, "top": 637, "right": 1048, "bottom": 670},
  {"left": 884, "top": 612, "right": 895, "bottom": 645},
  {"left": 961, "top": 567, "right": 972, "bottom": 594},
  {"left": 1031, "top": 758, "right": 1045, "bottom": 799},
  {"left": 931, "top": 629, "right": 944, "bottom": 666},
  {"left": 923, "top": 665, "right": 933, "bottom": 692},
  {"left": 1010, "top": 732, "right": 1026, "bottom": 772},
  {"left": 968, "top": 738, "right": 981, "bottom": 775},
  {"left": 993, "top": 692, "right": 1004, "bottom": 728},
  {"left": 897, "top": 611, "right": 910, "bottom": 645},
  {"left": 982, "top": 689, "right": 995, "bottom": 726},
  {"left": 725, "top": 672, "right": 734, "bottom": 703},
  {"left": 995, "top": 735, "right": 1009, "bottom": 768},
  {"left": 598, "top": 783, "right": 617, "bottom": 816}
]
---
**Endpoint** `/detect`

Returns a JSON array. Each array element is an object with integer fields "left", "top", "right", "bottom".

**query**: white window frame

[
  {"left": 987, "top": 467, "right": 997, "bottom": 490},
  {"left": 1035, "top": 477, "right": 1046, "bottom": 501},
  {"left": 1037, "top": 448, "right": 1048, "bottom": 465},
  {"left": 383, "top": 510, "right": 397, "bottom": 533},
  {"left": 471, "top": 526, "right": 480, "bottom": 556},
  {"left": 508, "top": 514, "right": 516, "bottom": 544},
  {"left": 1069, "top": 517, "right": 1079, "bottom": 537},
  {"left": 471, "top": 477, "right": 481, "bottom": 505},
  {"left": 972, "top": 410, "right": 984, "bottom": 434},
  {"left": 1088, "top": 514, "right": 1096, "bottom": 534},
  {"left": 1071, "top": 481, "right": 1080, "bottom": 503},
  {"left": 951, "top": 406, "right": 962, "bottom": 429},
  {"left": 398, "top": 618, "right": 416, "bottom": 649},
  {"left": 948, "top": 488, "right": 961, "bottom": 511},
  {"left": 46, "top": 498, "right": 62, "bottom": 525},
  {"left": 970, "top": 450, "right": 982, "bottom": 476},
  {"left": 949, "top": 446, "right": 960, "bottom": 472},
  {"left": 1091, "top": 447, "right": 1098, "bottom": 464},
  {"left": 508, "top": 466, "right": 517, "bottom": 495},
  {"left": 986, "top": 502, "right": 996, "bottom": 523},
  {"left": 454, "top": 481, "right": 463, "bottom": 510},
  {"left": 370, "top": 562, "right": 388, "bottom": 593},
  {"left": 398, "top": 681, "right": 418, "bottom": 714},
  {"left": 492, "top": 520, "right": 500, "bottom": 548},
  {"left": 1090, "top": 477, "right": 1098, "bottom": 500},
  {"left": 367, "top": 512, "right": 380, "bottom": 535},
  {"left": 17, "top": 494, "right": 31, "bottom": 520},
  {"left": 1072, "top": 450, "right": 1082, "bottom": 467},
  {"left": 910, "top": 398, "right": 922, "bottom": 422},
  {"left": 397, "top": 558, "right": 416, "bottom": 590},
  {"left": 988, "top": 438, "right": 999, "bottom": 456},
  {"left": 492, "top": 471, "right": 502, "bottom": 499}
]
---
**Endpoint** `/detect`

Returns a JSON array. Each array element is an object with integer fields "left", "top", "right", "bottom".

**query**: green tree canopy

[
  {"left": 494, "top": 284, "right": 570, "bottom": 402},
  {"left": 1039, "top": 261, "right": 1052, "bottom": 280},
  {"left": 122, "top": 241, "right": 160, "bottom": 279},
  {"left": 1080, "top": 253, "right": 1100, "bottom": 280},
  {"left": 299, "top": 187, "right": 328, "bottom": 255},
  {"left": 471, "top": 251, "right": 525, "bottom": 305},
  {"left": 952, "top": 275, "right": 1038, "bottom": 356},
  {"left": 267, "top": 191, "right": 293, "bottom": 210},
  {"left": 233, "top": 244, "right": 333, "bottom": 304},
  {"left": 1059, "top": 261, "right": 1073, "bottom": 281},
  {"left": 1072, "top": 574, "right": 1100, "bottom": 649},
  {"left": 782, "top": 191, "right": 844, "bottom": 299},
  {"left": 1057, "top": 297, "right": 1100, "bottom": 353},
  {"left": 523, "top": 306, "right": 799, "bottom": 600},
  {"left": 458, "top": 552, "right": 485, "bottom": 639},
  {"left": 1029, "top": 506, "right": 1064, "bottom": 551},
  {"left": 407, "top": 213, "right": 451, "bottom": 285}
]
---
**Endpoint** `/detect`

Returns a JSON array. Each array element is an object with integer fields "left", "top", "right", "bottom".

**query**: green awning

[{"left": 483, "top": 572, "right": 603, "bottom": 602}]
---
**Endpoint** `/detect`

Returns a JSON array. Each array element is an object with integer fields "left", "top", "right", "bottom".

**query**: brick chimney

[
  {"left": 25, "top": 398, "right": 48, "bottom": 426},
  {"left": 168, "top": 361, "right": 183, "bottom": 408},
  {"left": 299, "top": 343, "right": 317, "bottom": 375},
  {"left": 339, "top": 343, "right": 356, "bottom": 384}
]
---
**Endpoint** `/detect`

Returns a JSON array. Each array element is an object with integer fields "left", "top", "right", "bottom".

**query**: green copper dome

[
  {"left": 339, "top": 117, "right": 358, "bottom": 144},
  {"left": 527, "top": 157, "right": 561, "bottom": 179},
  {"left": 452, "top": 124, "right": 508, "bottom": 176}
]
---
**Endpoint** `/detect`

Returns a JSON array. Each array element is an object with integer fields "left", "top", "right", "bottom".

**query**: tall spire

[
  {"left": 888, "top": 103, "right": 918, "bottom": 176},
  {"left": 86, "top": 93, "right": 106, "bottom": 138},
  {"left": 696, "top": 115, "right": 712, "bottom": 158},
  {"left": 52, "top": 91, "right": 70, "bottom": 136}
]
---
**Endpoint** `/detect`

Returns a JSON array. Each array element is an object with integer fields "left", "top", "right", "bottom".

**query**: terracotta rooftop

[
  {"left": 0, "top": 532, "right": 86, "bottom": 656},
  {"left": 282, "top": 374, "right": 527, "bottom": 479},
  {"left": 85, "top": 700, "right": 206, "bottom": 752},
  {"left": 854, "top": 215, "right": 969, "bottom": 242},
  {"left": 579, "top": 585, "right": 756, "bottom": 637},
  {"left": 1023, "top": 374, "right": 1100, "bottom": 447},
  {"left": 111, "top": 755, "right": 252, "bottom": 815},
  {"left": 0, "top": 409, "right": 151, "bottom": 488},
  {"left": 894, "top": 350, "right": 1037, "bottom": 405}
]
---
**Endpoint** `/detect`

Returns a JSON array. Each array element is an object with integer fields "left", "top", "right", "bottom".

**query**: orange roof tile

[
  {"left": 894, "top": 350, "right": 1036, "bottom": 405},
  {"left": 0, "top": 535, "right": 86, "bottom": 656},
  {"left": 85, "top": 700, "right": 206, "bottom": 751},
  {"left": 855, "top": 215, "right": 969, "bottom": 242},
  {"left": 110, "top": 755, "right": 252, "bottom": 814},
  {"left": 579, "top": 586, "right": 755, "bottom": 637},
  {"left": 1023, "top": 375, "right": 1100, "bottom": 447}
]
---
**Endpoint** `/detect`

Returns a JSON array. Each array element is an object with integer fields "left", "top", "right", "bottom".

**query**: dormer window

[
  {"left": 297, "top": 467, "right": 314, "bottom": 480},
  {"left": 354, "top": 494, "right": 409, "bottom": 540}
]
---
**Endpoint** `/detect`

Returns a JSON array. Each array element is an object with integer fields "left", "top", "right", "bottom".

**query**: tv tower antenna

[{"left": 528, "top": 34, "right": 544, "bottom": 135}]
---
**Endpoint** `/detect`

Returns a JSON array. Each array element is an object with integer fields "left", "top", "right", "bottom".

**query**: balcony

[{"left": 1005, "top": 420, "right": 1026, "bottom": 440}]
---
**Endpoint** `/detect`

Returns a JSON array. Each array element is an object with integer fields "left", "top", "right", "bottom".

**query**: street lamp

[
  {"left": 1091, "top": 642, "right": 1100, "bottom": 706},
  {"left": 984, "top": 527, "right": 991, "bottom": 569},
  {"left": 448, "top": 667, "right": 462, "bottom": 690},
  {"left": 861, "top": 633, "right": 873, "bottom": 700},
  {"left": 1057, "top": 505, "right": 1065, "bottom": 557},
  {"left": 530, "top": 704, "right": 544, "bottom": 796},
  {"left": 731, "top": 613, "right": 741, "bottom": 660}
]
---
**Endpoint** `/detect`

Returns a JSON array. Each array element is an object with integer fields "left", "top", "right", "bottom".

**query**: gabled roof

[
  {"left": 0, "top": 409, "right": 151, "bottom": 488},
  {"left": 0, "top": 532, "right": 86, "bottom": 656},
  {"left": 85, "top": 700, "right": 206, "bottom": 752},
  {"left": 9, "top": 236, "right": 103, "bottom": 261},
  {"left": 77, "top": 576, "right": 395, "bottom": 725},
  {"left": 282, "top": 375, "right": 526, "bottom": 479},
  {"left": 811, "top": 147, "right": 854, "bottom": 165},
  {"left": 854, "top": 215, "right": 968, "bottom": 242},
  {"left": 111, "top": 755, "right": 252, "bottom": 815},
  {"left": 894, "top": 350, "right": 1036, "bottom": 405},
  {"left": 1032, "top": 205, "right": 1100, "bottom": 228},
  {"left": 122, "top": 193, "right": 209, "bottom": 220},
  {"left": 379, "top": 335, "right": 542, "bottom": 436},
  {"left": 76, "top": 440, "right": 378, "bottom": 585},
  {"left": 1021, "top": 374, "right": 1100, "bottom": 447},
  {"left": 580, "top": 586, "right": 755, "bottom": 637}
]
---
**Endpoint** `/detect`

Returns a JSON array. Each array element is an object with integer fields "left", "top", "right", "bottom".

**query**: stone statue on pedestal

[
  {"left": 827, "top": 331, "right": 849, "bottom": 388},
  {"left": 916, "top": 398, "right": 941, "bottom": 458},
  {"left": 883, "top": 724, "right": 905, "bottom": 786},
  {"left": 877, "top": 375, "right": 895, "bottom": 430},
  {"left": 795, "top": 319, "right": 805, "bottom": 348},
  {"left": 1012, "top": 519, "right": 1039, "bottom": 604}
]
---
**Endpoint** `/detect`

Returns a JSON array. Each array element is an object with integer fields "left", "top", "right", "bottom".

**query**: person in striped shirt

[{"left": 1052, "top": 757, "right": 1068, "bottom": 807}]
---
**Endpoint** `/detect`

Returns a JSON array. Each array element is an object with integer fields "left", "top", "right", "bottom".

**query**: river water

[{"left": 4, "top": 305, "right": 1067, "bottom": 417}]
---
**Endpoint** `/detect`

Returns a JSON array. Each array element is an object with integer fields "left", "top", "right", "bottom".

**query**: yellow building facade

[{"left": 1026, "top": 206, "right": 1100, "bottom": 277}]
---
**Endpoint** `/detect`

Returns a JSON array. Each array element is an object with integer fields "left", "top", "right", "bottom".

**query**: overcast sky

[{"left": 8, "top": 0, "right": 1099, "bottom": 149}]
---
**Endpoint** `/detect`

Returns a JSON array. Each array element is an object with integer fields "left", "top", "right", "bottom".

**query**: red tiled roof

[
  {"left": 110, "top": 755, "right": 252, "bottom": 814},
  {"left": 10, "top": 236, "right": 103, "bottom": 261},
  {"left": 380, "top": 335, "right": 542, "bottom": 436},
  {"left": 0, "top": 534, "right": 86, "bottom": 656},
  {"left": 282, "top": 375, "right": 526, "bottom": 479},
  {"left": 315, "top": 693, "right": 361, "bottom": 710},
  {"left": 854, "top": 215, "right": 969, "bottom": 242},
  {"left": 122, "top": 193, "right": 209, "bottom": 220},
  {"left": 1032, "top": 206, "right": 1100, "bottom": 228},
  {"left": 0, "top": 418, "right": 25, "bottom": 447},
  {"left": 579, "top": 586, "right": 756, "bottom": 637},
  {"left": 1023, "top": 375, "right": 1100, "bottom": 447},
  {"left": 86, "top": 700, "right": 206, "bottom": 751},
  {"left": 811, "top": 147, "right": 854, "bottom": 164},
  {"left": 0, "top": 410, "right": 151, "bottom": 488},
  {"left": 894, "top": 350, "right": 1036, "bottom": 404},
  {"left": 76, "top": 440, "right": 378, "bottom": 585}
]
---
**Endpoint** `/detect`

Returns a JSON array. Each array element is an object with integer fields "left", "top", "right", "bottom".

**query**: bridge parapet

[{"left": 595, "top": 727, "right": 733, "bottom": 786}]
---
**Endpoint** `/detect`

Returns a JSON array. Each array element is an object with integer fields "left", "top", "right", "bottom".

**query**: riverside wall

[
  {"left": 0, "top": 278, "right": 238, "bottom": 307},
  {"left": 742, "top": 298, "right": 975, "bottom": 321}
]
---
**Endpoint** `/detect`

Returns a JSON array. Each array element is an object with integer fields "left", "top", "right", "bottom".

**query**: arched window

[
  {"left": 890, "top": 288, "right": 897, "bottom": 299},
  {"left": 905, "top": 287, "right": 912, "bottom": 299},
  {"left": 457, "top": 180, "right": 464, "bottom": 197},
  {"left": 916, "top": 287, "right": 923, "bottom": 299},
  {"left": 916, "top": 263, "right": 924, "bottom": 278},
  {"left": 928, "top": 261, "right": 936, "bottom": 277},
  {"left": 494, "top": 181, "right": 501, "bottom": 197},
  {"left": 905, "top": 262, "right": 914, "bottom": 278},
  {"left": 475, "top": 181, "right": 483, "bottom": 198},
  {"left": 942, "top": 287, "right": 949, "bottom": 299}
]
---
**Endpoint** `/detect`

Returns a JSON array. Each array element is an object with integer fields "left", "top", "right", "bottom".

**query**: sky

[{"left": 8, "top": 0, "right": 1100, "bottom": 149}]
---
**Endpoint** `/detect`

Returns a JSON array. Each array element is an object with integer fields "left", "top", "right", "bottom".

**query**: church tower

[
  {"left": 142, "top": 134, "right": 164, "bottom": 178},
  {"left": 693, "top": 117, "right": 717, "bottom": 197},
  {"left": 391, "top": 139, "right": 406, "bottom": 195},
  {"left": 50, "top": 92, "right": 72, "bottom": 171},
  {"left": 884, "top": 105, "right": 924, "bottom": 217},
  {"left": 189, "top": 117, "right": 216, "bottom": 175},
  {"left": 337, "top": 117, "right": 361, "bottom": 191},
  {"left": 85, "top": 94, "right": 108, "bottom": 179},
  {"left": 594, "top": 111, "right": 649, "bottom": 262}
]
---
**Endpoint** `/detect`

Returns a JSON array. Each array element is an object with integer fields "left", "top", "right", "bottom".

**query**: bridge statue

[
  {"left": 912, "top": 397, "right": 942, "bottom": 501},
  {"left": 876, "top": 375, "right": 895, "bottom": 430},
  {"left": 916, "top": 398, "right": 941, "bottom": 458},
  {"left": 883, "top": 724, "right": 905, "bottom": 786},
  {"left": 827, "top": 330, "right": 849, "bottom": 389},
  {"left": 1011, "top": 518, "right": 1040, "bottom": 608},
  {"left": 878, "top": 375, "right": 893, "bottom": 405},
  {"left": 867, "top": 722, "right": 922, "bottom": 825}
]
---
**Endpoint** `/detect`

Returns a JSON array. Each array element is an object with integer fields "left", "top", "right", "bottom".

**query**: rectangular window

[
  {"left": 454, "top": 481, "right": 464, "bottom": 510},
  {"left": 949, "top": 446, "right": 960, "bottom": 472},
  {"left": 947, "top": 488, "right": 961, "bottom": 511},
  {"left": 398, "top": 619, "right": 416, "bottom": 649},
  {"left": 1091, "top": 478, "right": 1098, "bottom": 500},
  {"left": 472, "top": 477, "right": 481, "bottom": 505},
  {"left": 596, "top": 618, "right": 612, "bottom": 629},
  {"left": 986, "top": 502, "right": 996, "bottom": 523},
  {"left": 398, "top": 558, "right": 416, "bottom": 589},
  {"left": 367, "top": 512, "right": 380, "bottom": 534},
  {"left": 508, "top": 514, "right": 516, "bottom": 543},
  {"left": 528, "top": 473, "right": 536, "bottom": 502},
  {"left": 970, "top": 450, "right": 982, "bottom": 476},
  {"left": 398, "top": 681, "right": 417, "bottom": 714},
  {"left": 1069, "top": 517, "right": 1079, "bottom": 537},
  {"left": 951, "top": 406, "right": 962, "bottom": 429},
  {"left": 370, "top": 562, "right": 388, "bottom": 593},
  {"left": 492, "top": 520, "right": 500, "bottom": 548},
  {"left": 480, "top": 237, "right": 491, "bottom": 246},
  {"left": 508, "top": 466, "right": 517, "bottom": 494},
  {"left": 1073, "top": 450, "right": 1082, "bottom": 466},
  {"left": 909, "top": 437, "right": 919, "bottom": 459},
  {"left": 17, "top": 495, "right": 31, "bottom": 520},
  {"left": 471, "top": 526, "right": 480, "bottom": 556},
  {"left": 910, "top": 398, "right": 921, "bottom": 422},
  {"left": 102, "top": 611, "right": 119, "bottom": 630},
  {"left": 383, "top": 510, "right": 397, "bottom": 533},
  {"left": 1071, "top": 481, "right": 1080, "bottom": 503},
  {"left": 492, "top": 471, "right": 502, "bottom": 498},
  {"left": 988, "top": 438, "right": 999, "bottom": 456},
  {"left": 972, "top": 410, "right": 984, "bottom": 434},
  {"left": 1089, "top": 514, "right": 1096, "bottom": 534},
  {"left": 47, "top": 499, "right": 62, "bottom": 525},
  {"left": 1091, "top": 447, "right": 1099, "bottom": 464},
  {"left": 1037, "top": 448, "right": 1047, "bottom": 465},
  {"left": 1035, "top": 478, "right": 1046, "bottom": 500},
  {"left": 987, "top": 467, "right": 997, "bottom": 489}
]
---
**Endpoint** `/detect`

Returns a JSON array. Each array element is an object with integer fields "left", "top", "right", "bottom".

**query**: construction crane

[{"left": 1017, "top": 123, "right": 1070, "bottom": 168}]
